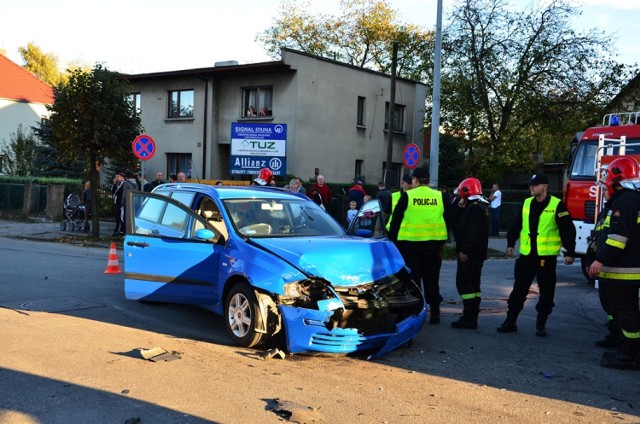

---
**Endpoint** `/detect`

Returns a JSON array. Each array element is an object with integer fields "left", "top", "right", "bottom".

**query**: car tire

[{"left": 224, "top": 282, "right": 264, "bottom": 348}]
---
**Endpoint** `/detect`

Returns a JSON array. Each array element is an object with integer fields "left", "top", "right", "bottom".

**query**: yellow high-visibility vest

[
  {"left": 397, "top": 186, "right": 447, "bottom": 241},
  {"left": 519, "top": 196, "right": 561, "bottom": 255}
]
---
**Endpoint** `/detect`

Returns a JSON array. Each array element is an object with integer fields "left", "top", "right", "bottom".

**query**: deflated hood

[{"left": 252, "top": 236, "right": 405, "bottom": 286}]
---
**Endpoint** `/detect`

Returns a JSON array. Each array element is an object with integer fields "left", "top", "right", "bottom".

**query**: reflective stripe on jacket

[
  {"left": 386, "top": 191, "right": 402, "bottom": 231},
  {"left": 519, "top": 196, "right": 561, "bottom": 255},
  {"left": 397, "top": 186, "right": 447, "bottom": 241}
]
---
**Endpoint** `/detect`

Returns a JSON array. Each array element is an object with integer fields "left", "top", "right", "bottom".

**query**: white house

[
  {"left": 125, "top": 48, "right": 428, "bottom": 186},
  {"left": 0, "top": 50, "right": 54, "bottom": 173}
]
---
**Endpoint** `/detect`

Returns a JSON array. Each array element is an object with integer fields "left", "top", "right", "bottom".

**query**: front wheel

[
  {"left": 224, "top": 282, "right": 265, "bottom": 348},
  {"left": 59, "top": 221, "right": 67, "bottom": 231}
]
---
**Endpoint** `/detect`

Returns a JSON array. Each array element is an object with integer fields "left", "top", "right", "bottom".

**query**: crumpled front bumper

[{"left": 279, "top": 299, "right": 427, "bottom": 359}]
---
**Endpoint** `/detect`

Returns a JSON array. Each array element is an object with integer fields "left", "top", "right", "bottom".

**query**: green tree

[
  {"left": 441, "top": 0, "right": 637, "bottom": 181},
  {"left": 19, "top": 42, "right": 65, "bottom": 87},
  {"left": 257, "top": 0, "right": 435, "bottom": 81},
  {"left": 0, "top": 125, "right": 37, "bottom": 176},
  {"left": 31, "top": 119, "right": 84, "bottom": 178},
  {"left": 48, "top": 64, "right": 142, "bottom": 238}
]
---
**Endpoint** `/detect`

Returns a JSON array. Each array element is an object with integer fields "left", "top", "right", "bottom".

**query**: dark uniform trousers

[
  {"left": 507, "top": 254, "right": 557, "bottom": 317},
  {"left": 607, "top": 283, "right": 640, "bottom": 337},
  {"left": 456, "top": 256, "right": 483, "bottom": 299},
  {"left": 396, "top": 240, "right": 444, "bottom": 306}
]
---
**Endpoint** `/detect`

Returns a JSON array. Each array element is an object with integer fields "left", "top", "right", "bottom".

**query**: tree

[
  {"left": 0, "top": 125, "right": 37, "bottom": 176},
  {"left": 48, "top": 64, "right": 142, "bottom": 239},
  {"left": 31, "top": 119, "right": 84, "bottom": 178},
  {"left": 18, "top": 42, "right": 65, "bottom": 87},
  {"left": 441, "top": 0, "right": 637, "bottom": 181},
  {"left": 257, "top": 0, "right": 435, "bottom": 81}
]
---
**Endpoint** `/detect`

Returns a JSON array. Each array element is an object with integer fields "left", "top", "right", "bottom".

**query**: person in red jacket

[
  {"left": 348, "top": 180, "right": 367, "bottom": 209},
  {"left": 309, "top": 175, "right": 331, "bottom": 209}
]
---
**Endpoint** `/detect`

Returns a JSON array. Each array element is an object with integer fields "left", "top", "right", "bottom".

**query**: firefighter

[
  {"left": 497, "top": 174, "right": 576, "bottom": 336},
  {"left": 588, "top": 157, "right": 640, "bottom": 370},
  {"left": 251, "top": 167, "right": 275, "bottom": 186},
  {"left": 388, "top": 167, "right": 452, "bottom": 324},
  {"left": 451, "top": 177, "right": 490, "bottom": 329},
  {"left": 586, "top": 185, "right": 621, "bottom": 348}
]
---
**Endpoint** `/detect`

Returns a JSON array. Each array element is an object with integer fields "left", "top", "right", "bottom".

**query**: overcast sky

[{"left": 2, "top": 0, "right": 639, "bottom": 75}]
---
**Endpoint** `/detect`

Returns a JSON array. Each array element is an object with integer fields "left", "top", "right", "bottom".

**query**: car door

[
  {"left": 346, "top": 199, "right": 386, "bottom": 238},
  {"left": 124, "top": 191, "right": 222, "bottom": 307}
]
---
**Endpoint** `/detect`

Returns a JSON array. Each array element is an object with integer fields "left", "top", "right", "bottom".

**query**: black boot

[
  {"left": 497, "top": 311, "right": 518, "bottom": 333},
  {"left": 429, "top": 304, "right": 441, "bottom": 324},
  {"left": 536, "top": 314, "right": 548, "bottom": 337},
  {"left": 452, "top": 298, "right": 479, "bottom": 329},
  {"left": 451, "top": 316, "right": 477, "bottom": 329},
  {"left": 600, "top": 338, "right": 640, "bottom": 370},
  {"left": 596, "top": 319, "right": 622, "bottom": 348}
]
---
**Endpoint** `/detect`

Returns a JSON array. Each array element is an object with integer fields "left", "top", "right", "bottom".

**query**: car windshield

[{"left": 223, "top": 198, "right": 345, "bottom": 237}]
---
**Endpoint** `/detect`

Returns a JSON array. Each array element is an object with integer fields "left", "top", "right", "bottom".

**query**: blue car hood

[{"left": 251, "top": 237, "right": 405, "bottom": 286}]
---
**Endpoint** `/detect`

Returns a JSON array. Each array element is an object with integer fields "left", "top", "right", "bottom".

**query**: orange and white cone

[{"left": 104, "top": 242, "right": 122, "bottom": 274}]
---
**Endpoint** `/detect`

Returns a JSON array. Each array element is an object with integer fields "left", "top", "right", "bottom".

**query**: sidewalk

[{"left": 0, "top": 218, "right": 118, "bottom": 247}]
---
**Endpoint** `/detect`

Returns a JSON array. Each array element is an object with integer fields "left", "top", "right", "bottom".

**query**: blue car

[{"left": 123, "top": 183, "right": 426, "bottom": 358}]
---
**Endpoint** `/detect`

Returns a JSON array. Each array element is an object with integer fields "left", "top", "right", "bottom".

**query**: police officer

[
  {"left": 388, "top": 167, "right": 452, "bottom": 324},
  {"left": 451, "top": 178, "right": 490, "bottom": 329},
  {"left": 497, "top": 174, "right": 576, "bottom": 336},
  {"left": 588, "top": 157, "right": 640, "bottom": 370}
]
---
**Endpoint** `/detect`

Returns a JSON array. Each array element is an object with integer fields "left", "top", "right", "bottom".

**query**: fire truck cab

[{"left": 564, "top": 112, "right": 640, "bottom": 281}]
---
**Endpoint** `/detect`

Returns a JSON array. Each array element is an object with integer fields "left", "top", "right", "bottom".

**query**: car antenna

[{"left": 190, "top": 160, "right": 201, "bottom": 183}]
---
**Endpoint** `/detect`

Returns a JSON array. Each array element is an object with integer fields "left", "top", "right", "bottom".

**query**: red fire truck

[{"left": 563, "top": 112, "right": 640, "bottom": 280}]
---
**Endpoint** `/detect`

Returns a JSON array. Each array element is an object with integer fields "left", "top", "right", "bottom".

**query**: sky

[{"left": 2, "top": 0, "right": 640, "bottom": 75}]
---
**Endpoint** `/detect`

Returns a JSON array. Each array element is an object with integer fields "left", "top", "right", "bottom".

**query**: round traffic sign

[
  {"left": 132, "top": 134, "right": 156, "bottom": 161},
  {"left": 403, "top": 143, "right": 420, "bottom": 169}
]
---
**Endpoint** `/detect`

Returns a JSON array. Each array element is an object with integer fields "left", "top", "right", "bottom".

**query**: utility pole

[
  {"left": 385, "top": 41, "right": 398, "bottom": 185},
  {"left": 429, "top": 0, "right": 443, "bottom": 187}
]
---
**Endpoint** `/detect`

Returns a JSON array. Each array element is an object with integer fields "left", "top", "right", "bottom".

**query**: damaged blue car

[{"left": 123, "top": 184, "right": 426, "bottom": 358}]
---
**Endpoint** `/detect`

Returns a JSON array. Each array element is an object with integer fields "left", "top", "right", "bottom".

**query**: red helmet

[
  {"left": 602, "top": 157, "right": 640, "bottom": 195},
  {"left": 456, "top": 177, "right": 483, "bottom": 199},
  {"left": 253, "top": 167, "right": 274, "bottom": 186}
]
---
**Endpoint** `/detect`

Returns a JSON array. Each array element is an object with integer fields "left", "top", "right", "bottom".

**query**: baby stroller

[{"left": 60, "top": 193, "right": 89, "bottom": 232}]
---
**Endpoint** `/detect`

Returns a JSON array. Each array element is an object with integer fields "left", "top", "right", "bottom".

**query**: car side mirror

[{"left": 195, "top": 228, "right": 215, "bottom": 240}]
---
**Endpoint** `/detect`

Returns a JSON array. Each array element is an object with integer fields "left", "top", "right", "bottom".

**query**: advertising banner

[{"left": 230, "top": 123, "right": 287, "bottom": 175}]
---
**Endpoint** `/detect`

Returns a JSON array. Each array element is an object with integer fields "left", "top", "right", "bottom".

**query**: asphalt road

[{"left": 0, "top": 235, "right": 638, "bottom": 424}]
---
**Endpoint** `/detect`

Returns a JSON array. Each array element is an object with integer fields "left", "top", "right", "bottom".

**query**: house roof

[{"left": 0, "top": 54, "right": 54, "bottom": 104}]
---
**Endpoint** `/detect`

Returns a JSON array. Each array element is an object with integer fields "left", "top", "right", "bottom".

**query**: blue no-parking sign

[
  {"left": 132, "top": 134, "right": 156, "bottom": 161},
  {"left": 403, "top": 143, "right": 420, "bottom": 169}
]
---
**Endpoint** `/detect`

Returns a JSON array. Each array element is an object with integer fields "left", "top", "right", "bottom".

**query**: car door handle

[{"left": 127, "top": 241, "right": 150, "bottom": 248}]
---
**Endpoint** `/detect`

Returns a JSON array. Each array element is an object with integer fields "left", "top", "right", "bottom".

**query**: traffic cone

[{"left": 104, "top": 242, "right": 122, "bottom": 274}]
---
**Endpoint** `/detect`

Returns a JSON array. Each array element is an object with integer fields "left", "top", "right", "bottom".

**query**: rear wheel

[
  {"left": 224, "top": 282, "right": 264, "bottom": 348},
  {"left": 59, "top": 221, "right": 67, "bottom": 231}
]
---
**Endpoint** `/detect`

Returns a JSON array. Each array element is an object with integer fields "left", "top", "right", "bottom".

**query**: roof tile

[{"left": 0, "top": 54, "right": 54, "bottom": 104}]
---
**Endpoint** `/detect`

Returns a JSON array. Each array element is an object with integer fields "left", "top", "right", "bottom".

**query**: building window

[
  {"left": 243, "top": 86, "right": 272, "bottom": 118},
  {"left": 355, "top": 159, "right": 364, "bottom": 182},
  {"left": 167, "top": 153, "right": 193, "bottom": 178},
  {"left": 128, "top": 92, "right": 141, "bottom": 115},
  {"left": 382, "top": 162, "right": 404, "bottom": 188},
  {"left": 168, "top": 89, "right": 194, "bottom": 118},
  {"left": 357, "top": 96, "right": 366, "bottom": 127},
  {"left": 384, "top": 103, "right": 405, "bottom": 132}
]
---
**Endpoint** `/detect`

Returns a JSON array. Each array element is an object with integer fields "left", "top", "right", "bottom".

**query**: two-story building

[
  {"left": 125, "top": 48, "right": 427, "bottom": 186},
  {"left": 0, "top": 50, "right": 54, "bottom": 173}
]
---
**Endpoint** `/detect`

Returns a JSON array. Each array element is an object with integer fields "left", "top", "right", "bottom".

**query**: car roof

[{"left": 153, "top": 183, "right": 309, "bottom": 201}]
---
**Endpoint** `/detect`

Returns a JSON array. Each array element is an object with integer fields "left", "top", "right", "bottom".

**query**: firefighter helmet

[
  {"left": 252, "top": 167, "right": 274, "bottom": 186},
  {"left": 456, "top": 177, "right": 483, "bottom": 199},
  {"left": 602, "top": 157, "right": 640, "bottom": 195}
]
